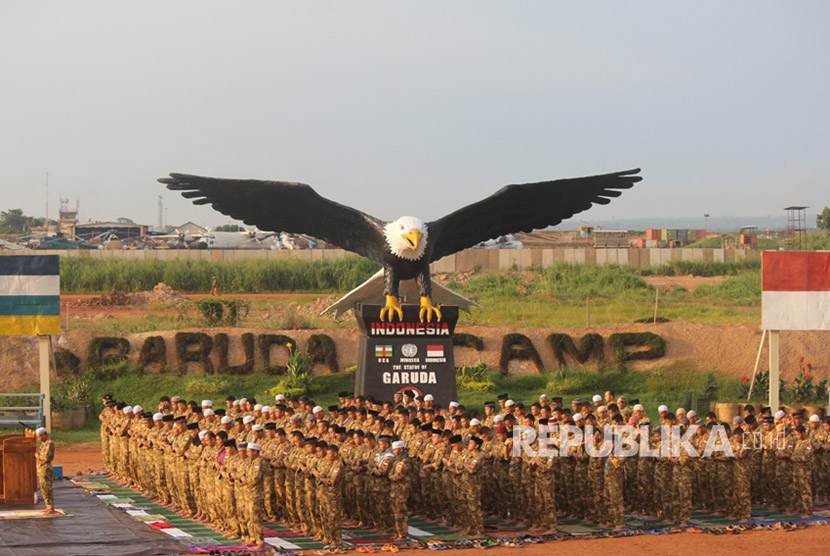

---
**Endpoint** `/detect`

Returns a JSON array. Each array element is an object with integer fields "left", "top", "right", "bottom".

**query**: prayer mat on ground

[
  {"left": 70, "top": 475, "right": 830, "bottom": 553},
  {"left": 0, "top": 509, "right": 70, "bottom": 520}
]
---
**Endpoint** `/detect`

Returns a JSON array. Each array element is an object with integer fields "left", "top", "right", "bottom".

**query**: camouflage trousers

[
  {"left": 671, "top": 463, "right": 692, "bottom": 524},
  {"left": 38, "top": 471, "right": 54, "bottom": 509},
  {"left": 793, "top": 463, "right": 812, "bottom": 515},
  {"left": 321, "top": 486, "right": 343, "bottom": 546},
  {"left": 604, "top": 470, "right": 624, "bottom": 528},
  {"left": 390, "top": 485, "right": 409, "bottom": 539},
  {"left": 534, "top": 469, "right": 557, "bottom": 530}
]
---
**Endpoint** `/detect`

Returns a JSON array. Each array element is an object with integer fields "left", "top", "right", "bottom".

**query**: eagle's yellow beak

[{"left": 402, "top": 229, "right": 423, "bottom": 251}]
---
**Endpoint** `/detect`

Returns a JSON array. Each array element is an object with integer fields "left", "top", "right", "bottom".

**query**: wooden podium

[{"left": 0, "top": 434, "right": 37, "bottom": 505}]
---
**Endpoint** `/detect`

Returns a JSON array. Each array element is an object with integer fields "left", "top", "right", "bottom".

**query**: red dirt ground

[{"left": 55, "top": 443, "right": 827, "bottom": 555}]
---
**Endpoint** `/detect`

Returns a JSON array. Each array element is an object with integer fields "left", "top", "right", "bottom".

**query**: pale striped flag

[
  {"left": 762, "top": 251, "right": 830, "bottom": 330},
  {"left": 0, "top": 255, "right": 60, "bottom": 335}
]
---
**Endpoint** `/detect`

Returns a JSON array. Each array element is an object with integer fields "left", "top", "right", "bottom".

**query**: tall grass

[
  {"left": 641, "top": 258, "right": 760, "bottom": 277},
  {"left": 60, "top": 257, "right": 379, "bottom": 294}
]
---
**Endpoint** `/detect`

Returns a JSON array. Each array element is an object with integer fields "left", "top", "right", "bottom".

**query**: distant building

[
  {"left": 176, "top": 221, "right": 207, "bottom": 237},
  {"left": 75, "top": 221, "right": 148, "bottom": 240},
  {"left": 58, "top": 199, "right": 78, "bottom": 237}
]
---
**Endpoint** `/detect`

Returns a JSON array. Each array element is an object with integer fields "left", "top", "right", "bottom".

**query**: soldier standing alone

[{"left": 35, "top": 427, "right": 58, "bottom": 515}]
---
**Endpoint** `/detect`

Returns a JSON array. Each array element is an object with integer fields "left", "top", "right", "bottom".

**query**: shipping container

[
  {"left": 661, "top": 229, "right": 668, "bottom": 240},
  {"left": 646, "top": 229, "right": 661, "bottom": 241}
]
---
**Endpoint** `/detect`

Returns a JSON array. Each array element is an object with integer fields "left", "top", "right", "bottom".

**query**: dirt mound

[
  {"left": 128, "top": 282, "right": 189, "bottom": 306},
  {"left": 70, "top": 282, "right": 189, "bottom": 307}
]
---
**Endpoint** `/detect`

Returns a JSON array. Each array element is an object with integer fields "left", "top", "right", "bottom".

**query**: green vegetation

[
  {"left": 816, "top": 206, "right": 830, "bottom": 232},
  {"left": 60, "top": 257, "right": 380, "bottom": 294},
  {"left": 456, "top": 261, "right": 762, "bottom": 327}
]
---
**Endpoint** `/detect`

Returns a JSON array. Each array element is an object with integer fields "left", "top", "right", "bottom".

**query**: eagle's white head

[{"left": 384, "top": 216, "right": 427, "bottom": 261}]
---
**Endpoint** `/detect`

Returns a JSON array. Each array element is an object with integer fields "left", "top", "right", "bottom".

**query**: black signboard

[{"left": 354, "top": 303, "right": 459, "bottom": 407}]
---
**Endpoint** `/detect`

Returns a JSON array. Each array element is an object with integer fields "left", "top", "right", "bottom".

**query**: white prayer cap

[
  {"left": 676, "top": 407, "right": 687, "bottom": 415},
  {"left": 539, "top": 394, "right": 548, "bottom": 401},
  {"left": 204, "top": 409, "right": 215, "bottom": 416},
  {"left": 239, "top": 398, "right": 247, "bottom": 404},
  {"left": 254, "top": 404, "right": 263, "bottom": 412},
  {"left": 243, "top": 415, "right": 255, "bottom": 424},
  {"left": 275, "top": 394, "right": 286, "bottom": 401},
  {"left": 35, "top": 427, "right": 46, "bottom": 436},
  {"left": 198, "top": 430, "right": 208, "bottom": 439},
  {"left": 592, "top": 395, "right": 602, "bottom": 403},
  {"left": 252, "top": 424, "right": 263, "bottom": 431},
  {"left": 261, "top": 405, "right": 271, "bottom": 413},
  {"left": 392, "top": 440, "right": 405, "bottom": 450},
  {"left": 123, "top": 406, "right": 133, "bottom": 414},
  {"left": 775, "top": 410, "right": 786, "bottom": 419},
  {"left": 573, "top": 413, "right": 584, "bottom": 420},
  {"left": 658, "top": 405, "right": 669, "bottom": 413},
  {"left": 233, "top": 400, "right": 240, "bottom": 406},
  {"left": 153, "top": 413, "right": 164, "bottom": 421},
  {"left": 313, "top": 406, "right": 324, "bottom": 413},
  {"left": 687, "top": 410, "right": 697, "bottom": 418},
  {"left": 505, "top": 400, "right": 515, "bottom": 407},
  {"left": 470, "top": 418, "right": 481, "bottom": 426},
  {"left": 133, "top": 405, "right": 143, "bottom": 413},
  {"left": 221, "top": 416, "right": 232, "bottom": 424},
  {"left": 732, "top": 416, "right": 744, "bottom": 425},
  {"left": 201, "top": 400, "right": 213, "bottom": 407},
  {"left": 597, "top": 406, "right": 608, "bottom": 412},
  {"left": 424, "top": 394, "right": 434, "bottom": 401},
  {"left": 494, "top": 415, "right": 504, "bottom": 422},
  {"left": 247, "top": 442, "right": 260, "bottom": 450},
  {"left": 449, "top": 401, "right": 460, "bottom": 408},
  {"left": 633, "top": 404, "right": 645, "bottom": 412},
  {"left": 291, "top": 414, "right": 301, "bottom": 421},
  {"left": 810, "top": 414, "right": 820, "bottom": 422}
]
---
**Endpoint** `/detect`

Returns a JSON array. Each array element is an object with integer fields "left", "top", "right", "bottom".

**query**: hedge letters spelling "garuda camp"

[{"left": 54, "top": 331, "right": 665, "bottom": 378}]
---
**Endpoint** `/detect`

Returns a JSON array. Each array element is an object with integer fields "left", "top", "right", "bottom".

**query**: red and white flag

[
  {"left": 426, "top": 345, "right": 444, "bottom": 358},
  {"left": 762, "top": 251, "right": 830, "bottom": 330}
]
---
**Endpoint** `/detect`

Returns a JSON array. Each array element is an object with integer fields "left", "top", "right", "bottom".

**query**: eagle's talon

[
  {"left": 380, "top": 295, "right": 403, "bottom": 322},
  {"left": 419, "top": 296, "right": 442, "bottom": 323}
]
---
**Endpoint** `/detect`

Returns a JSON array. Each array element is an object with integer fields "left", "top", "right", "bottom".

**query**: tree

[
  {"left": 0, "top": 209, "right": 28, "bottom": 234},
  {"left": 817, "top": 206, "right": 830, "bottom": 232},
  {"left": 215, "top": 224, "right": 244, "bottom": 232}
]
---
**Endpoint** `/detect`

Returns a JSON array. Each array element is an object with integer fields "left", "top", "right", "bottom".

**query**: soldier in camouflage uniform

[
  {"left": 387, "top": 440, "right": 412, "bottom": 541},
  {"left": 240, "top": 443, "right": 265, "bottom": 548},
  {"left": 460, "top": 436, "right": 486, "bottom": 537},
  {"left": 730, "top": 427, "right": 752, "bottom": 523},
  {"left": 35, "top": 427, "right": 58, "bottom": 515},
  {"left": 317, "top": 444, "right": 345, "bottom": 549},
  {"left": 790, "top": 425, "right": 814, "bottom": 518}
]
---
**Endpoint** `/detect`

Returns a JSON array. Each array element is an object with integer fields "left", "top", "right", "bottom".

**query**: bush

[
  {"left": 88, "top": 337, "right": 130, "bottom": 368},
  {"left": 195, "top": 298, "right": 250, "bottom": 326},
  {"left": 270, "top": 346, "right": 325, "bottom": 396},
  {"left": 175, "top": 332, "right": 214, "bottom": 375},
  {"left": 608, "top": 332, "right": 666, "bottom": 370},
  {"left": 55, "top": 349, "right": 81, "bottom": 378},
  {"left": 499, "top": 333, "right": 544, "bottom": 374},
  {"left": 456, "top": 362, "right": 495, "bottom": 392}
]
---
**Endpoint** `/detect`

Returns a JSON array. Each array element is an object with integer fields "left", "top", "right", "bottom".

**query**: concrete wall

[{"left": 1, "top": 247, "right": 758, "bottom": 270}]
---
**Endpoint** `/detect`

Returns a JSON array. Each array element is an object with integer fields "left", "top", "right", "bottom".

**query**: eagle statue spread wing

[{"left": 160, "top": 169, "right": 641, "bottom": 322}]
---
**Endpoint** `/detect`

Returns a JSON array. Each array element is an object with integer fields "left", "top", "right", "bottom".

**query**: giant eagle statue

[{"left": 161, "top": 169, "right": 641, "bottom": 322}]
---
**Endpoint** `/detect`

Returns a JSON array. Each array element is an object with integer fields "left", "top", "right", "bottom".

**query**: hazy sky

[{"left": 1, "top": 2, "right": 828, "bottom": 230}]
